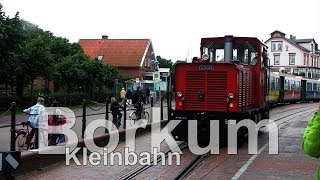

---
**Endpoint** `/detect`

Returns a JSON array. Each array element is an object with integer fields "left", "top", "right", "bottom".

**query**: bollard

[
  {"left": 105, "top": 98, "right": 109, "bottom": 120},
  {"left": 160, "top": 96, "right": 163, "bottom": 121},
  {"left": 123, "top": 98, "right": 127, "bottom": 129},
  {"left": 151, "top": 97, "right": 154, "bottom": 107},
  {"left": 10, "top": 102, "right": 16, "bottom": 151},
  {"left": 105, "top": 98, "right": 109, "bottom": 133},
  {"left": 81, "top": 99, "right": 87, "bottom": 139}
]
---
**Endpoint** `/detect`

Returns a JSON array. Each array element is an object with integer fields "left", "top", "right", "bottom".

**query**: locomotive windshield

[{"left": 203, "top": 42, "right": 259, "bottom": 66}]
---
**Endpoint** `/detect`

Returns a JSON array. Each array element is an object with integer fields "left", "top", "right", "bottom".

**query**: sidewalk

[{"left": 0, "top": 100, "right": 171, "bottom": 151}]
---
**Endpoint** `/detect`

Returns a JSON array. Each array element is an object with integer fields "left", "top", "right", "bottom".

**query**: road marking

[
  {"left": 231, "top": 143, "right": 268, "bottom": 180},
  {"left": 5, "top": 154, "right": 19, "bottom": 169},
  {"left": 0, "top": 153, "right": 2, "bottom": 171}
]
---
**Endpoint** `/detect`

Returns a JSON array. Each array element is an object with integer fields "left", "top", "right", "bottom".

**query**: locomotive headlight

[
  {"left": 228, "top": 93, "right": 234, "bottom": 99},
  {"left": 202, "top": 54, "right": 209, "bottom": 61},
  {"left": 177, "top": 91, "right": 183, "bottom": 97}
]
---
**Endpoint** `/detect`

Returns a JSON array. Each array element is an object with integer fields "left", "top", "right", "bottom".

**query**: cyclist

[
  {"left": 132, "top": 86, "right": 145, "bottom": 120},
  {"left": 110, "top": 97, "right": 124, "bottom": 128},
  {"left": 23, "top": 97, "right": 47, "bottom": 149}
]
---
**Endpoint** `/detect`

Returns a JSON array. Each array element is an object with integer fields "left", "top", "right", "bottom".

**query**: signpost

[{"left": 0, "top": 152, "right": 21, "bottom": 172}]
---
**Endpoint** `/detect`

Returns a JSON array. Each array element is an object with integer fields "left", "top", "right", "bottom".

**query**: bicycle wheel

[
  {"left": 129, "top": 111, "right": 138, "bottom": 126},
  {"left": 15, "top": 133, "right": 27, "bottom": 150},
  {"left": 141, "top": 111, "right": 150, "bottom": 124}
]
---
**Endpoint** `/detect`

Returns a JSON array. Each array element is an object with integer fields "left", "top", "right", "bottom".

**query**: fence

[{"left": 0, "top": 96, "right": 169, "bottom": 151}]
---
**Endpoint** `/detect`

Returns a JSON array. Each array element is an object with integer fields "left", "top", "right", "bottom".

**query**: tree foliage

[{"left": 156, "top": 55, "right": 173, "bottom": 69}]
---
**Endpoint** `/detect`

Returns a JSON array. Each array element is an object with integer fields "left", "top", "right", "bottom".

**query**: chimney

[
  {"left": 102, "top": 35, "right": 108, "bottom": 39},
  {"left": 290, "top": 35, "right": 296, "bottom": 40}
]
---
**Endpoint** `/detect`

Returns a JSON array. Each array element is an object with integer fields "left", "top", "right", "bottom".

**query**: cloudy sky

[{"left": 1, "top": 0, "right": 319, "bottom": 62}]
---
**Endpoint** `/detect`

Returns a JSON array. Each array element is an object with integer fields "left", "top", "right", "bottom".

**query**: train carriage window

[
  {"left": 276, "top": 78, "right": 280, "bottom": 90},
  {"left": 270, "top": 76, "right": 275, "bottom": 90},
  {"left": 296, "top": 81, "right": 301, "bottom": 90},
  {"left": 307, "top": 83, "right": 312, "bottom": 91},
  {"left": 285, "top": 80, "right": 290, "bottom": 90},
  {"left": 291, "top": 81, "right": 296, "bottom": 90},
  {"left": 313, "top": 83, "right": 318, "bottom": 91}
]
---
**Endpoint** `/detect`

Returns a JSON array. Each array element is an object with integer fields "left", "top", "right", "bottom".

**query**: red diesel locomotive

[{"left": 170, "top": 35, "right": 270, "bottom": 142}]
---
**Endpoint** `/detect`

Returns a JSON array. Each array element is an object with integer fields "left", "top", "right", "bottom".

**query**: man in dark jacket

[
  {"left": 132, "top": 87, "right": 145, "bottom": 119},
  {"left": 146, "top": 87, "right": 150, "bottom": 104},
  {"left": 110, "top": 97, "right": 124, "bottom": 128}
]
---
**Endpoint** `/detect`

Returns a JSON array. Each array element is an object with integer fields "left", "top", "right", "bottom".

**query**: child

[
  {"left": 110, "top": 97, "right": 124, "bottom": 128},
  {"left": 48, "top": 109, "right": 67, "bottom": 145}
]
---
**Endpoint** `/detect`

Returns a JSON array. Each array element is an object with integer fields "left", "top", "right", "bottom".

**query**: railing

[{"left": 0, "top": 95, "right": 169, "bottom": 151}]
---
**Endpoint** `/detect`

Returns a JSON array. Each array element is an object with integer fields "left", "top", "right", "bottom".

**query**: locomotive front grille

[{"left": 185, "top": 71, "right": 228, "bottom": 111}]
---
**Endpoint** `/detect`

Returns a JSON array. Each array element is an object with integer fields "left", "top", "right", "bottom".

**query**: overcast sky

[{"left": 1, "top": 0, "right": 319, "bottom": 62}]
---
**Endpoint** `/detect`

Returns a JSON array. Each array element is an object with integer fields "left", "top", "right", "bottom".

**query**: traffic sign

[
  {"left": 153, "top": 72, "right": 160, "bottom": 82},
  {"left": 0, "top": 152, "right": 21, "bottom": 172}
]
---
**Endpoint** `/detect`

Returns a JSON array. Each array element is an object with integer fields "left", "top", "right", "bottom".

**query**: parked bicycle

[{"left": 128, "top": 99, "right": 150, "bottom": 126}]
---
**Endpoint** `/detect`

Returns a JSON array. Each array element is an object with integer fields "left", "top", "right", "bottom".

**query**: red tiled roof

[{"left": 79, "top": 39, "right": 150, "bottom": 67}]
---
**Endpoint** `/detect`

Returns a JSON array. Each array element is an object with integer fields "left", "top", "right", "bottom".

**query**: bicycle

[
  {"left": 128, "top": 100, "right": 150, "bottom": 126},
  {"left": 15, "top": 120, "right": 62, "bottom": 150},
  {"left": 15, "top": 121, "right": 33, "bottom": 150}
]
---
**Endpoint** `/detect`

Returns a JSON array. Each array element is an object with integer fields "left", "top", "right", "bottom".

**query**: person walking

[
  {"left": 120, "top": 87, "right": 126, "bottom": 103},
  {"left": 146, "top": 87, "right": 150, "bottom": 104},
  {"left": 132, "top": 87, "right": 145, "bottom": 119},
  {"left": 126, "top": 89, "right": 133, "bottom": 105},
  {"left": 302, "top": 105, "right": 320, "bottom": 180},
  {"left": 110, "top": 97, "right": 124, "bottom": 128},
  {"left": 23, "top": 97, "right": 47, "bottom": 149}
]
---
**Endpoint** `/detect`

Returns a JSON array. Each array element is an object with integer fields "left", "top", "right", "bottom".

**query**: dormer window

[{"left": 311, "top": 44, "right": 314, "bottom": 52}]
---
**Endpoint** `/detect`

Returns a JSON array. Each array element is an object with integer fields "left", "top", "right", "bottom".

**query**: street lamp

[{"left": 150, "top": 59, "right": 160, "bottom": 71}]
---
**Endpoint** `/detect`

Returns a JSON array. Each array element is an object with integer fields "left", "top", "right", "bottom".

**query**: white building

[{"left": 265, "top": 30, "right": 320, "bottom": 78}]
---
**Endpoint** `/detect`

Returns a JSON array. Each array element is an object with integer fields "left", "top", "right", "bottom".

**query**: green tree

[
  {"left": 156, "top": 55, "right": 173, "bottom": 69},
  {"left": 0, "top": 6, "right": 25, "bottom": 94}
]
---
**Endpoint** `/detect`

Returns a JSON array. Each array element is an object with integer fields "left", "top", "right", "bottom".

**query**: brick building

[{"left": 79, "top": 35, "right": 156, "bottom": 80}]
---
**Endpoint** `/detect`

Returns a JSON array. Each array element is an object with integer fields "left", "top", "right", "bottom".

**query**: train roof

[{"left": 201, "top": 36, "right": 264, "bottom": 45}]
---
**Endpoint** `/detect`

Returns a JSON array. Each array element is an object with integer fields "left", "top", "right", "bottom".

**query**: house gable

[{"left": 79, "top": 38, "right": 155, "bottom": 68}]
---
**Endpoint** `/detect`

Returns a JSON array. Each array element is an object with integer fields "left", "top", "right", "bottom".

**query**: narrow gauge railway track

[
  {"left": 118, "top": 142, "right": 188, "bottom": 180},
  {"left": 268, "top": 104, "right": 317, "bottom": 125},
  {"left": 174, "top": 153, "right": 209, "bottom": 180}
]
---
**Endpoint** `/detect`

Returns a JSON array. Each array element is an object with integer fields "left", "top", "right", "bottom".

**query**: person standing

[{"left": 120, "top": 87, "right": 126, "bottom": 103}]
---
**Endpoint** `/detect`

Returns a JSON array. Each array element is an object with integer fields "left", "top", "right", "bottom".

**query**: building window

[
  {"left": 272, "top": 44, "right": 276, "bottom": 51},
  {"left": 289, "top": 53, "right": 295, "bottom": 65},
  {"left": 307, "top": 55, "right": 309, "bottom": 66},
  {"left": 304, "top": 54, "right": 307, "bottom": 65},
  {"left": 271, "top": 41, "right": 283, "bottom": 52},
  {"left": 285, "top": 45, "right": 289, "bottom": 51},
  {"left": 311, "top": 44, "right": 314, "bottom": 52},
  {"left": 274, "top": 54, "right": 280, "bottom": 65}
]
